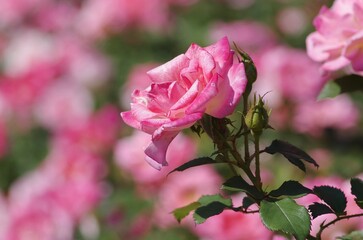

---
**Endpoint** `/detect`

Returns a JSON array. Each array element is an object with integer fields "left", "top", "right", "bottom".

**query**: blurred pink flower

[
  {"left": 292, "top": 94, "right": 359, "bottom": 137},
  {"left": 76, "top": 0, "right": 171, "bottom": 38},
  {"left": 3, "top": 30, "right": 111, "bottom": 88},
  {"left": 154, "top": 166, "right": 222, "bottom": 228},
  {"left": 277, "top": 7, "right": 307, "bottom": 36},
  {"left": 2, "top": 29, "right": 56, "bottom": 76},
  {"left": 253, "top": 46, "right": 324, "bottom": 106},
  {"left": 0, "top": 62, "right": 63, "bottom": 127},
  {"left": 306, "top": 0, "right": 363, "bottom": 74},
  {"left": 121, "top": 37, "right": 247, "bottom": 169},
  {"left": 114, "top": 131, "right": 197, "bottom": 194},
  {"left": 58, "top": 37, "right": 111, "bottom": 88},
  {"left": 5, "top": 196, "right": 74, "bottom": 240},
  {"left": 193, "top": 195, "right": 273, "bottom": 240},
  {"left": 8, "top": 146, "right": 105, "bottom": 222},
  {"left": 53, "top": 105, "right": 120, "bottom": 154},
  {"left": 34, "top": 80, "right": 94, "bottom": 130},
  {"left": 32, "top": 2, "right": 78, "bottom": 32},
  {"left": 209, "top": 21, "right": 277, "bottom": 56},
  {"left": 121, "top": 63, "right": 160, "bottom": 109},
  {"left": 0, "top": 0, "right": 48, "bottom": 28}
]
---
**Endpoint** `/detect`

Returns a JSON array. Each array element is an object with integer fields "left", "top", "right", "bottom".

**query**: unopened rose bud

[{"left": 245, "top": 97, "right": 269, "bottom": 135}]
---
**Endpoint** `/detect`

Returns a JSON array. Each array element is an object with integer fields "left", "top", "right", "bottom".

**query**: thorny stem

[
  {"left": 254, "top": 134, "right": 262, "bottom": 191},
  {"left": 228, "top": 146, "right": 259, "bottom": 190},
  {"left": 315, "top": 212, "right": 363, "bottom": 240},
  {"left": 222, "top": 150, "right": 239, "bottom": 176},
  {"left": 243, "top": 94, "right": 251, "bottom": 166}
]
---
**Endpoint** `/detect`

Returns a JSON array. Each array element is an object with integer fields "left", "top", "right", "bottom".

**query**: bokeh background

[{"left": 0, "top": 0, "right": 362, "bottom": 239}]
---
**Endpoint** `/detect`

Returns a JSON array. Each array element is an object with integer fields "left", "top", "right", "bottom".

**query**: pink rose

[
  {"left": 306, "top": 0, "right": 363, "bottom": 74},
  {"left": 121, "top": 37, "right": 247, "bottom": 169}
]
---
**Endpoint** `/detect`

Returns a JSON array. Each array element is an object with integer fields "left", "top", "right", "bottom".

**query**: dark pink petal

[
  {"left": 185, "top": 75, "right": 219, "bottom": 114},
  {"left": 205, "top": 63, "right": 247, "bottom": 118},
  {"left": 147, "top": 54, "right": 190, "bottom": 83}
]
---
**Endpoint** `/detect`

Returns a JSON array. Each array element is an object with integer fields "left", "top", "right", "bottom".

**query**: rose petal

[
  {"left": 170, "top": 80, "right": 199, "bottom": 111},
  {"left": 204, "top": 36, "right": 233, "bottom": 73},
  {"left": 185, "top": 46, "right": 216, "bottom": 80},
  {"left": 147, "top": 54, "right": 190, "bottom": 83},
  {"left": 144, "top": 112, "right": 203, "bottom": 169},
  {"left": 321, "top": 56, "right": 350, "bottom": 71},
  {"left": 206, "top": 63, "right": 247, "bottom": 118},
  {"left": 140, "top": 118, "right": 171, "bottom": 134},
  {"left": 154, "top": 112, "right": 204, "bottom": 135},
  {"left": 185, "top": 74, "right": 219, "bottom": 114},
  {"left": 344, "top": 32, "right": 363, "bottom": 71},
  {"left": 120, "top": 111, "right": 141, "bottom": 130}
]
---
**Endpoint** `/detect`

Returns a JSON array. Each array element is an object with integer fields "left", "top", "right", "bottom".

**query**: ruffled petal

[
  {"left": 206, "top": 63, "right": 247, "bottom": 118},
  {"left": 170, "top": 80, "right": 199, "bottom": 111},
  {"left": 185, "top": 75, "right": 219, "bottom": 114},
  {"left": 204, "top": 36, "right": 233, "bottom": 73},
  {"left": 147, "top": 54, "right": 190, "bottom": 83},
  {"left": 120, "top": 111, "right": 141, "bottom": 130},
  {"left": 144, "top": 112, "right": 203, "bottom": 169},
  {"left": 144, "top": 131, "right": 178, "bottom": 170}
]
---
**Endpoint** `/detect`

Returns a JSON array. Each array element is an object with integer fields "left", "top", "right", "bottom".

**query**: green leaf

[
  {"left": 192, "top": 194, "right": 233, "bottom": 224},
  {"left": 193, "top": 202, "right": 228, "bottom": 224},
  {"left": 222, "top": 176, "right": 264, "bottom": 199},
  {"left": 308, "top": 202, "right": 334, "bottom": 219},
  {"left": 168, "top": 157, "right": 217, "bottom": 175},
  {"left": 338, "top": 230, "right": 363, "bottom": 240},
  {"left": 260, "top": 198, "right": 311, "bottom": 240},
  {"left": 197, "top": 194, "right": 232, "bottom": 207},
  {"left": 172, "top": 202, "right": 201, "bottom": 223},
  {"left": 269, "top": 181, "right": 312, "bottom": 199},
  {"left": 313, "top": 186, "right": 347, "bottom": 216},
  {"left": 317, "top": 81, "right": 341, "bottom": 100},
  {"left": 264, "top": 140, "right": 319, "bottom": 172}
]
